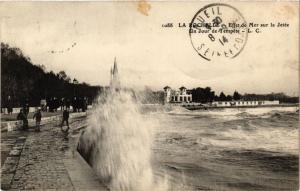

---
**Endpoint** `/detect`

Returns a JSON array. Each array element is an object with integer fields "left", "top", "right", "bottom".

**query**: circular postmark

[{"left": 189, "top": 3, "right": 248, "bottom": 61}]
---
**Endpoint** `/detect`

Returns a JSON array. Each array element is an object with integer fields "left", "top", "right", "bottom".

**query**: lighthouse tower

[{"left": 110, "top": 57, "right": 121, "bottom": 90}]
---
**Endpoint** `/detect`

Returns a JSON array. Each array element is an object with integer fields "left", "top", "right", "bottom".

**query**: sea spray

[{"left": 81, "top": 89, "right": 168, "bottom": 191}]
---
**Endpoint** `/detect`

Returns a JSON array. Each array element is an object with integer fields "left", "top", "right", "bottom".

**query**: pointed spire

[
  {"left": 113, "top": 57, "right": 118, "bottom": 74},
  {"left": 110, "top": 56, "right": 120, "bottom": 90}
]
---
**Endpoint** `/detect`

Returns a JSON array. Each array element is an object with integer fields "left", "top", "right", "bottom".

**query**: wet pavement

[
  {"left": 10, "top": 125, "right": 74, "bottom": 190},
  {"left": 1, "top": 131, "right": 28, "bottom": 166},
  {"left": 0, "top": 116, "right": 105, "bottom": 191}
]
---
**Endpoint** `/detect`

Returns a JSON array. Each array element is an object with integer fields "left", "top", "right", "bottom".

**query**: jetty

[{"left": 181, "top": 103, "right": 299, "bottom": 110}]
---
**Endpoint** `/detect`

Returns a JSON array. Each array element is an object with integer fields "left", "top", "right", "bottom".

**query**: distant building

[
  {"left": 164, "top": 86, "right": 192, "bottom": 103},
  {"left": 211, "top": 100, "right": 280, "bottom": 107}
]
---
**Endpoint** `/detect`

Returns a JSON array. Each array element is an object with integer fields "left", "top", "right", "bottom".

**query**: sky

[{"left": 0, "top": 1, "right": 299, "bottom": 96}]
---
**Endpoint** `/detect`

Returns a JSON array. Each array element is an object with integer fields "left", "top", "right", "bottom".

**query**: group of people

[
  {"left": 46, "top": 97, "right": 88, "bottom": 112},
  {"left": 2, "top": 96, "right": 89, "bottom": 115},
  {"left": 4, "top": 95, "right": 90, "bottom": 133},
  {"left": 72, "top": 97, "right": 88, "bottom": 112},
  {"left": 16, "top": 107, "right": 70, "bottom": 133}
]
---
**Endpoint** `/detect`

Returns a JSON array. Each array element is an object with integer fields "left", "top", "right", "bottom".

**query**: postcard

[{"left": 0, "top": 1, "right": 299, "bottom": 191}]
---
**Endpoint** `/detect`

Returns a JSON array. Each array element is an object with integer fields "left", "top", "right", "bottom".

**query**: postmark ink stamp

[{"left": 189, "top": 3, "right": 248, "bottom": 61}]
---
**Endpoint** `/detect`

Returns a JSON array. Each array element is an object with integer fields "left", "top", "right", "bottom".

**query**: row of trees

[
  {"left": 134, "top": 86, "right": 298, "bottom": 104},
  {"left": 188, "top": 87, "right": 298, "bottom": 103},
  {"left": 1, "top": 43, "right": 101, "bottom": 108},
  {"left": 242, "top": 93, "right": 298, "bottom": 103},
  {"left": 188, "top": 87, "right": 242, "bottom": 103}
]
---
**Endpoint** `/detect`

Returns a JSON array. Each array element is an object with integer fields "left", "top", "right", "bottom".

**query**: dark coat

[
  {"left": 63, "top": 110, "right": 69, "bottom": 119},
  {"left": 17, "top": 112, "right": 28, "bottom": 125},
  {"left": 33, "top": 111, "right": 42, "bottom": 122}
]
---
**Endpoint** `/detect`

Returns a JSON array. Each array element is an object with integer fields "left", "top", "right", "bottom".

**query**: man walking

[
  {"left": 17, "top": 109, "right": 28, "bottom": 131},
  {"left": 61, "top": 108, "right": 70, "bottom": 133},
  {"left": 7, "top": 96, "right": 13, "bottom": 115},
  {"left": 22, "top": 98, "right": 29, "bottom": 116},
  {"left": 33, "top": 109, "right": 42, "bottom": 132}
]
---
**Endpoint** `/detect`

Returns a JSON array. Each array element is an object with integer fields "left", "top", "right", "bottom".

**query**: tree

[
  {"left": 58, "top": 71, "right": 67, "bottom": 80},
  {"left": 233, "top": 91, "right": 241, "bottom": 100},
  {"left": 219, "top": 92, "right": 226, "bottom": 101},
  {"left": 1, "top": 43, "right": 102, "bottom": 107},
  {"left": 37, "top": 64, "right": 46, "bottom": 72},
  {"left": 190, "top": 86, "right": 215, "bottom": 103},
  {"left": 242, "top": 92, "right": 298, "bottom": 103},
  {"left": 226, "top": 95, "right": 232, "bottom": 101}
]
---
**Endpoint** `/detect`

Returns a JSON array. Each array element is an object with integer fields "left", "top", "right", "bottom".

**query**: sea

[
  {"left": 82, "top": 91, "right": 299, "bottom": 191},
  {"left": 148, "top": 105, "right": 299, "bottom": 191}
]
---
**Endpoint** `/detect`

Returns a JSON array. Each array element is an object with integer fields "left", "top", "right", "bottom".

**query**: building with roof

[
  {"left": 211, "top": 100, "right": 279, "bottom": 107},
  {"left": 164, "top": 86, "right": 192, "bottom": 103}
]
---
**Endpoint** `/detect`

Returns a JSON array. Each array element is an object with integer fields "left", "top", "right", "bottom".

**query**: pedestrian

[
  {"left": 23, "top": 98, "right": 29, "bottom": 116},
  {"left": 60, "top": 98, "right": 65, "bottom": 111},
  {"left": 61, "top": 108, "right": 70, "bottom": 133},
  {"left": 78, "top": 97, "right": 83, "bottom": 112},
  {"left": 7, "top": 96, "right": 13, "bottom": 115},
  {"left": 72, "top": 97, "right": 76, "bottom": 112},
  {"left": 66, "top": 98, "right": 71, "bottom": 109},
  {"left": 53, "top": 97, "right": 59, "bottom": 112},
  {"left": 33, "top": 109, "right": 42, "bottom": 132},
  {"left": 48, "top": 97, "right": 53, "bottom": 112},
  {"left": 17, "top": 109, "right": 28, "bottom": 131},
  {"left": 82, "top": 97, "right": 88, "bottom": 112},
  {"left": 40, "top": 99, "right": 47, "bottom": 112}
]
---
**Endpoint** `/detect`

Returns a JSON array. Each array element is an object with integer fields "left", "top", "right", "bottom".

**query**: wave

[
  {"left": 235, "top": 112, "right": 258, "bottom": 118},
  {"left": 154, "top": 105, "right": 299, "bottom": 121},
  {"left": 80, "top": 90, "right": 170, "bottom": 191},
  {"left": 155, "top": 106, "right": 299, "bottom": 155}
]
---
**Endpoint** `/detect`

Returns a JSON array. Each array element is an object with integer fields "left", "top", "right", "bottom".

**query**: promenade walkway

[
  {"left": 1, "top": 111, "right": 61, "bottom": 122},
  {"left": 1, "top": 116, "right": 108, "bottom": 191}
]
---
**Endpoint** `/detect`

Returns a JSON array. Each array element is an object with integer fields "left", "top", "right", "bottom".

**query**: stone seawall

[
  {"left": 1, "top": 112, "right": 86, "bottom": 132},
  {"left": 183, "top": 103, "right": 299, "bottom": 110}
]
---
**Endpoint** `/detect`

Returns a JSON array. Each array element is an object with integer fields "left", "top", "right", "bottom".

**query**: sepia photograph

[{"left": 0, "top": 1, "right": 299, "bottom": 191}]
